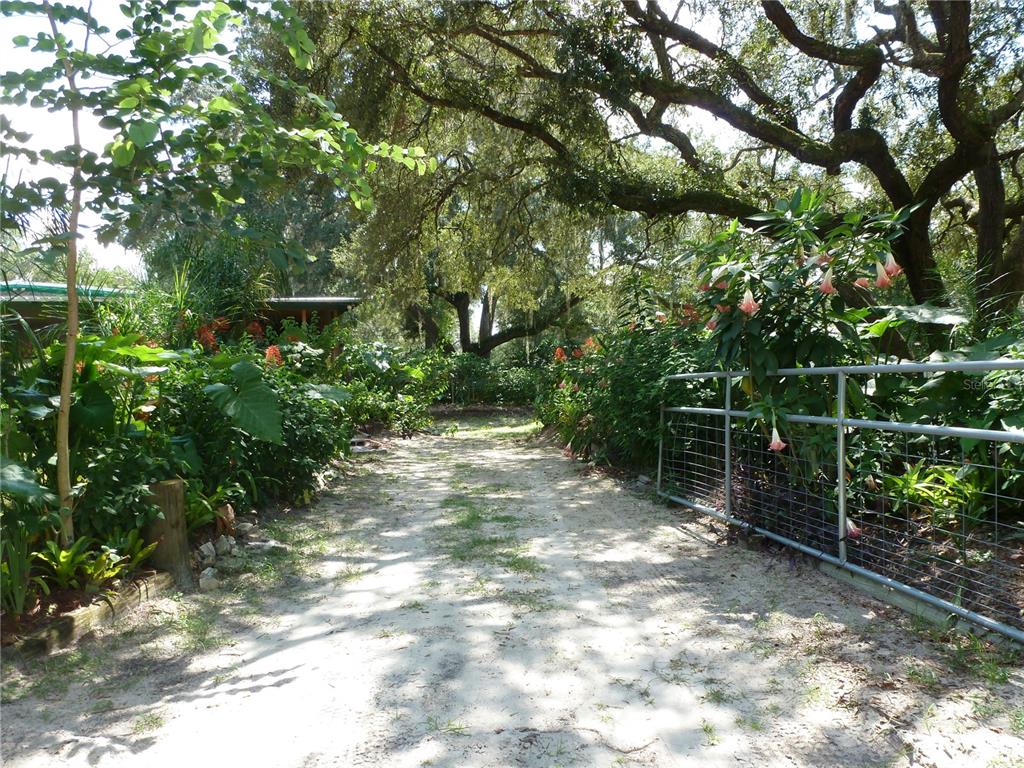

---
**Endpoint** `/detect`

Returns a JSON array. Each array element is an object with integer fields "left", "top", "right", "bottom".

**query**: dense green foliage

[
  {"left": 0, "top": 296, "right": 450, "bottom": 621},
  {"left": 536, "top": 325, "right": 714, "bottom": 467}
]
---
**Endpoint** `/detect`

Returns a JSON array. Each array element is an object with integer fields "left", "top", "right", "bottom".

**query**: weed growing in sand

[
  {"left": 132, "top": 711, "right": 165, "bottom": 734},
  {"left": 904, "top": 662, "right": 941, "bottom": 691},
  {"left": 735, "top": 713, "right": 765, "bottom": 731},
  {"left": 426, "top": 715, "right": 468, "bottom": 735},
  {"left": 700, "top": 719, "right": 719, "bottom": 746},
  {"left": 1010, "top": 707, "right": 1024, "bottom": 735},
  {"left": 169, "top": 604, "right": 222, "bottom": 652}
]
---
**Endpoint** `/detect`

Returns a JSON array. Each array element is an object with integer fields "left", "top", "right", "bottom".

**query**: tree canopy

[{"left": 316, "top": 0, "right": 1023, "bottom": 322}]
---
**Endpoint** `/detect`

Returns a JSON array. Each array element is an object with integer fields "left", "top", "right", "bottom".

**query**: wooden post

[{"left": 145, "top": 479, "right": 194, "bottom": 589}]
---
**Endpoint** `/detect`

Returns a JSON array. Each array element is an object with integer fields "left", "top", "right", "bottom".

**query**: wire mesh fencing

[{"left": 658, "top": 362, "right": 1024, "bottom": 643}]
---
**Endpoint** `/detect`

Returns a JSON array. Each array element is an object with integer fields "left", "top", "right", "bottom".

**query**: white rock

[
  {"left": 199, "top": 566, "right": 221, "bottom": 591},
  {"left": 213, "top": 535, "right": 233, "bottom": 555},
  {"left": 246, "top": 540, "right": 290, "bottom": 556},
  {"left": 235, "top": 522, "right": 256, "bottom": 537},
  {"left": 197, "top": 541, "right": 217, "bottom": 566}
]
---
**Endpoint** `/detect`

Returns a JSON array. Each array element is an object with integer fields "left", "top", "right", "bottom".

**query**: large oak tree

[{"left": 328, "top": 0, "right": 1024, "bottom": 322}]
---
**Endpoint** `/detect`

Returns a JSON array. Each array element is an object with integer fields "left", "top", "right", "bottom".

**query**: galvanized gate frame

[{"left": 657, "top": 359, "right": 1024, "bottom": 644}]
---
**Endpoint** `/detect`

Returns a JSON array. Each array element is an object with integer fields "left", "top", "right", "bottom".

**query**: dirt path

[{"left": 3, "top": 414, "right": 1023, "bottom": 767}]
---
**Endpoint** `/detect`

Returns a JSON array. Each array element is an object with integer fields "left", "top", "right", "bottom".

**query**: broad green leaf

[
  {"left": 71, "top": 381, "right": 115, "bottom": 434},
  {"left": 110, "top": 138, "right": 136, "bottom": 167},
  {"left": 881, "top": 304, "right": 968, "bottom": 326},
  {"left": 127, "top": 120, "right": 159, "bottom": 147},
  {"left": 0, "top": 457, "right": 56, "bottom": 504},
  {"left": 304, "top": 384, "right": 350, "bottom": 403},
  {"left": 207, "top": 96, "right": 240, "bottom": 114},
  {"left": 203, "top": 361, "right": 282, "bottom": 443}
]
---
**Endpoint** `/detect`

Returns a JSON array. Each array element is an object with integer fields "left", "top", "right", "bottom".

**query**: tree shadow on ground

[{"left": 3, "top": 422, "right": 1022, "bottom": 767}]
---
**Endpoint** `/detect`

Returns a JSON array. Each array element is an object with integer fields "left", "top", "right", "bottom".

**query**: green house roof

[{"left": 1, "top": 281, "right": 129, "bottom": 302}]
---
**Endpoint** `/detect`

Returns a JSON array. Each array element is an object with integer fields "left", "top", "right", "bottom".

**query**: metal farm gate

[{"left": 657, "top": 360, "right": 1024, "bottom": 643}]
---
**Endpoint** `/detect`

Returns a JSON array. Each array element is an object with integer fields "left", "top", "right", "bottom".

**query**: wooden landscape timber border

[{"left": 6, "top": 571, "right": 174, "bottom": 659}]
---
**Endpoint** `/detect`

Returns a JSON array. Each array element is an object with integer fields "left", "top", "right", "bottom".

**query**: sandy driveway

[{"left": 3, "top": 414, "right": 1023, "bottom": 767}]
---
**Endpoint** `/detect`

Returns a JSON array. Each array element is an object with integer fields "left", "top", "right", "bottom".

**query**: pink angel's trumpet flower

[
  {"left": 705, "top": 317, "right": 718, "bottom": 331},
  {"left": 739, "top": 288, "right": 760, "bottom": 316},
  {"left": 875, "top": 261, "right": 892, "bottom": 288},
  {"left": 883, "top": 253, "right": 903, "bottom": 277},
  {"left": 809, "top": 244, "right": 831, "bottom": 266},
  {"left": 715, "top": 281, "right": 728, "bottom": 290},
  {"left": 699, "top": 282, "right": 710, "bottom": 292},
  {"left": 854, "top": 277, "right": 871, "bottom": 289},
  {"left": 768, "top": 426, "right": 787, "bottom": 452},
  {"left": 716, "top": 303, "right": 731, "bottom": 313},
  {"left": 819, "top": 268, "right": 837, "bottom": 295},
  {"left": 845, "top": 517, "right": 863, "bottom": 540}
]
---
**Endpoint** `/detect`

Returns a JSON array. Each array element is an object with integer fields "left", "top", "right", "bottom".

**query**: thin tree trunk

[{"left": 48, "top": 2, "right": 83, "bottom": 546}]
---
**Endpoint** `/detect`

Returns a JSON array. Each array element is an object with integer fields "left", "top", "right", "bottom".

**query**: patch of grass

[
  {"left": 452, "top": 509, "right": 487, "bottom": 530},
  {"left": 452, "top": 414, "right": 540, "bottom": 439},
  {"left": 702, "top": 684, "right": 734, "bottom": 705},
  {"left": 911, "top": 622, "right": 1020, "bottom": 685},
  {"left": 735, "top": 714, "right": 764, "bottom": 731},
  {"left": 498, "top": 551, "right": 544, "bottom": 574},
  {"left": 970, "top": 694, "right": 1005, "bottom": 721},
  {"left": 131, "top": 711, "right": 164, "bottom": 734},
  {"left": 802, "top": 684, "right": 823, "bottom": 705},
  {"left": 170, "top": 605, "right": 222, "bottom": 652},
  {"left": 459, "top": 576, "right": 493, "bottom": 596},
  {"left": 1010, "top": 707, "right": 1024, "bottom": 735},
  {"left": 448, "top": 534, "right": 517, "bottom": 562},
  {"left": 3, "top": 647, "right": 105, "bottom": 703},
  {"left": 747, "top": 639, "right": 778, "bottom": 659},
  {"left": 425, "top": 715, "right": 468, "bottom": 735},
  {"left": 86, "top": 698, "right": 116, "bottom": 715},
  {"left": 333, "top": 564, "right": 364, "bottom": 585},
  {"left": 701, "top": 677, "right": 736, "bottom": 705},
  {"left": 700, "top": 719, "right": 719, "bottom": 746},
  {"left": 905, "top": 662, "right": 941, "bottom": 691},
  {"left": 500, "top": 590, "right": 556, "bottom": 613},
  {"left": 335, "top": 537, "right": 365, "bottom": 556},
  {"left": 490, "top": 513, "right": 520, "bottom": 526},
  {"left": 441, "top": 494, "right": 478, "bottom": 512},
  {"left": 400, "top": 600, "right": 427, "bottom": 612}
]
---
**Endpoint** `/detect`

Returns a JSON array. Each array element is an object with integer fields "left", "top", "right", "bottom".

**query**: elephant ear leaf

[
  {"left": 71, "top": 380, "right": 115, "bottom": 434},
  {"left": 1, "top": 457, "right": 56, "bottom": 504},
  {"left": 304, "top": 384, "right": 350, "bottom": 403},
  {"left": 203, "top": 361, "right": 282, "bottom": 444}
]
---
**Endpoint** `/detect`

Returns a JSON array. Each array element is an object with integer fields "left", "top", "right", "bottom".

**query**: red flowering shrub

[
  {"left": 264, "top": 345, "right": 284, "bottom": 367},
  {"left": 196, "top": 325, "right": 218, "bottom": 352}
]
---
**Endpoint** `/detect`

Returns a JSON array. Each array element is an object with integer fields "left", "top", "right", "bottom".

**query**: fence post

[
  {"left": 724, "top": 375, "right": 732, "bottom": 519},
  {"left": 656, "top": 402, "right": 665, "bottom": 495},
  {"left": 836, "top": 371, "right": 848, "bottom": 564}
]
